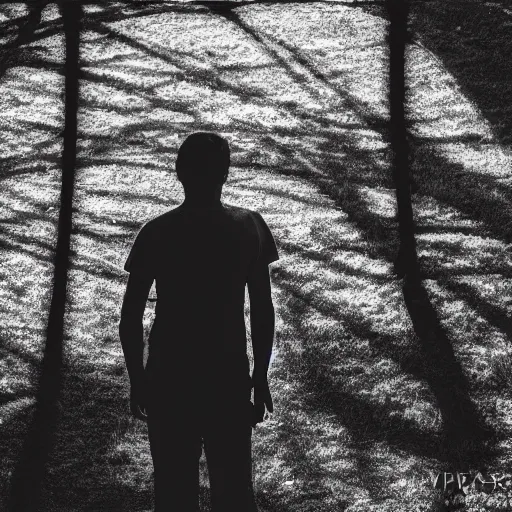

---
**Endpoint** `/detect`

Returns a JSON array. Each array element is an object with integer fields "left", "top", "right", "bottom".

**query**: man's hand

[
  {"left": 130, "top": 378, "right": 148, "bottom": 421},
  {"left": 251, "top": 374, "right": 273, "bottom": 427},
  {"left": 120, "top": 271, "right": 153, "bottom": 422}
]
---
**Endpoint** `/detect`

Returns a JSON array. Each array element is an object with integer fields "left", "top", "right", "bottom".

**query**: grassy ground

[{"left": 1, "top": 1, "right": 512, "bottom": 511}]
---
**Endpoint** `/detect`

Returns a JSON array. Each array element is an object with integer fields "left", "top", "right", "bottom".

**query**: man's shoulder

[
  {"left": 140, "top": 204, "right": 260, "bottom": 232},
  {"left": 223, "top": 203, "right": 257, "bottom": 219},
  {"left": 223, "top": 205, "right": 266, "bottom": 234},
  {"left": 143, "top": 206, "right": 182, "bottom": 230}
]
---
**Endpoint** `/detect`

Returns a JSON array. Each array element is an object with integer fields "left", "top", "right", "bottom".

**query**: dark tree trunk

[
  {"left": 387, "top": 0, "right": 420, "bottom": 285},
  {"left": 8, "top": 2, "right": 81, "bottom": 510},
  {"left": 386, "top": 0, "right": 494, "bottom": 477}
]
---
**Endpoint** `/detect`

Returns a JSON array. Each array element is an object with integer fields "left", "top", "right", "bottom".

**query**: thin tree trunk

[
  {"left": 387, "top": 0, "right": 494, "bottom": 477},
  {"left": 8, "top": 2, "right": 81, "bottom": 510},
  {"left": 387, "top": 0, "right": 420, "bottom": 284}
]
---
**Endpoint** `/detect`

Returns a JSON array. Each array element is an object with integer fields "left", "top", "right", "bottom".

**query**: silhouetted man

[{"left": 119, "top": 132, "right": 278, "bottom": 512}]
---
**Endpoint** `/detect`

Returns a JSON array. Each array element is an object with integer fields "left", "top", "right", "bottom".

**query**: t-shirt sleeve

[
  {"left": 123, "top": 223, "right": 156, "bottom": 280},
  {"left": 250, "top": 211, "right": 279, "bottom": 267}
]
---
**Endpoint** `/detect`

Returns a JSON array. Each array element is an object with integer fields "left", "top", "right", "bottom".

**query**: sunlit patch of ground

[{"left": 1, "top": 1, "right": 511, "bottom": 511}]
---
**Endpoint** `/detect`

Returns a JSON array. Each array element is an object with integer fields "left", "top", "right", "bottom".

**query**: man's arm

[
  {"left": 248, "top": 263, "right": 275, "bottom": 381},
  {"left": 248, "top": 262, "right": 275, "bottom": 426},
  {"left": 119, "top": 272, "right": 153, "bottom": 416}
]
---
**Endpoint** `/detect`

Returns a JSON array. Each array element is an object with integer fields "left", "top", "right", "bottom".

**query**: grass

[{"left": 0, "top": 1, "right": 512, "bottom": 511}]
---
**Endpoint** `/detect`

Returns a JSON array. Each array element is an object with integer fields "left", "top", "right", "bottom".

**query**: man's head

[{"left": 176, "top": 132, "right": 230, "bottom": 192}]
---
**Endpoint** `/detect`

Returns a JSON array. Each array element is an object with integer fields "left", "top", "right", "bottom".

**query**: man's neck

[
  {"left": 182, "top": 196, "right": 223, "bottom": 209},
  {"left": 181, "top": 184, "right": 224, "bottom": 209}
]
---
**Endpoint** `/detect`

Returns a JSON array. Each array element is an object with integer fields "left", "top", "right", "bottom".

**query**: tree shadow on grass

[
  {"left": 409, "top": 0, "right": 512, "bottom": 146},
  {"left": 0, "top": 330, "right": 49, "bottom": 509},
  {"left": 0, "top": 159, "right": 58, "bottom": 183},
  {"left": 269, "top": 269, "right": 423, "bottom": 502},
  {"left": 78, "top": 16, "right": 280, "bottom": 112},
  {"left": 277, "top": 262, "right": 495, "bottom": 465},
  {"left": 354, "top": 0, "right": 512, "bottom": 145},
  {"left": 35, "top": 362, "right": 153, "bottom": 511},
  {"left": 402, "top": 281, "right": 496, "bottom": 463},
  {"left": 0, "top": 0, "right": 221, "bottom": 174},
  {"left": 408, "top": 141, "right": 512, "bottom": 342},
  {"left": 315, "top": 133, "right": 512, "bottom": 347},
  {"left": 217, "top": 6, "right": 390, "bottom": 134},
  {"left": 441, "top": 278, "right": 512, "bottom": 343},
  {"left": 1, "top": 1, "right": 198, "bottom": 61},
  {"left": 0, "top": 401, "right": 37, "bottom": 510},
  {"left": 7, "top": 3, "right": 82, "bottom": 507},
  {"left": 412, "top": 141, "right": 512, "bottom": 245},
  {"left": 0, "top": 1, "right": 48, "bottom": 79}
]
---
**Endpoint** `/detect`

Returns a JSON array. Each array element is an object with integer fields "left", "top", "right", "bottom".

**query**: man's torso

[{"left": 142, "top": 203, "right": 260, "bottom": 394}]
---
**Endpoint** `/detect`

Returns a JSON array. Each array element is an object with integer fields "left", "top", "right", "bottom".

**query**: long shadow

[
  {"left": 0, "top": 1, "right": 48, "bottom": 79},
  {"left": 409, "top": 0, "right": 512, "bottom": 146},
  {"left": 406, "top": 140, "right": 512, "bottom": 342},
  {"left": 0, "top": 330, "right": 41, "bottom": 509},
  {"left": 402, "top": 281, "right": 496, "bottom": 461},
  {"left": 277, "top": 262, "right": 495, "bottom": 463},
  {"left": 270, "top": 269, "right": 436, "bottom": 501},
  {"left": 214, "top": 6, "right": 390, "bottom": 135},
  {"left": 412, "top": 140, "right": 512, "bottom": 245},
  {"left": 354, "top": 0, "right": 512, "bottom": 145},
  {"left": 335, "top": 148, "right": 500, "bottom": 457},
  {"left": 0, "top": 161, "right": 56, "bottom": 183},
  {"left": 78, "top": 186, "right": 176, "bottom": 208},
  {"left": 7, "top": 3, "right": 81, "bottom": 510},
  {"left": 39, "top": 366, "right": 154, "bottom": 510},
  {"left": 441, "top": 278, "right": 512, "bottom": 343}
]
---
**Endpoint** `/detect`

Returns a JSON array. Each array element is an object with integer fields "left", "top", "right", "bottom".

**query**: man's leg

[
  {"left": 146, "top": 398, "right": 202, "bottom": 511},
  {"left": 202, "top": 400, "right": 257, "bottom": 512}
]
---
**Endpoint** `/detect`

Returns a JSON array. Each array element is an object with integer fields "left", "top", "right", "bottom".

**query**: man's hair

[{"left": 176, "top": 132, "right": 230, "bottom": 188}]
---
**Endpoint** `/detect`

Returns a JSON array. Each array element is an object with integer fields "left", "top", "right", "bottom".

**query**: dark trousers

[{"left": 146, "top": 381, "right": 257, "bottom": 512}]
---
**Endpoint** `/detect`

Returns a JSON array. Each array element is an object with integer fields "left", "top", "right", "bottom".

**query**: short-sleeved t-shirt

[{"left": 124, "top": 202, "right": 279, "bottom": 399}]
